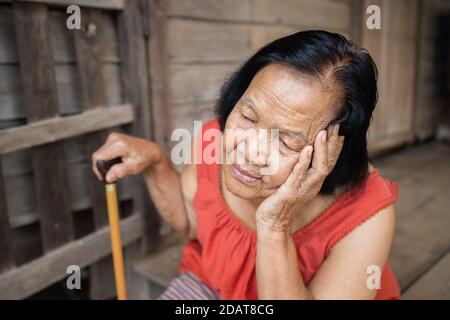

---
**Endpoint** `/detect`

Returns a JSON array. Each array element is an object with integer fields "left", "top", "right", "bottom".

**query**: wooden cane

[{"left": 96, "top": 158, "right": 128, "bottom": 300}]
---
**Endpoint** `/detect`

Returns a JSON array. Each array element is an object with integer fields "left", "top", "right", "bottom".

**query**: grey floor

[{"left": 372, "top": 141, "right": 450, "bottom": 299}]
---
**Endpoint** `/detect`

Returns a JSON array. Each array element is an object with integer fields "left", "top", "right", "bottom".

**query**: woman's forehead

[{"left": 243, "top": 64, "right": 339, "bottom": 124}]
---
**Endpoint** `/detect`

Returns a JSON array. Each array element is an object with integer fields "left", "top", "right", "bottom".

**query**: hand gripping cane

[{"left": 96, "top": 157, "right": 128, "bottom": 300}]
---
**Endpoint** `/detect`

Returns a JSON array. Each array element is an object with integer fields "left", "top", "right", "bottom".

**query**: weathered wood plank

[
  {"left": 119, "top": 0, "right": 161, "bottom": 255},
  {"left": 250, "top": 0, "right": 352, "bottom": 31},
  {"left": 0, "top": 213, "right": 143, "bottom": 299},
  {"left": 167, "top": 19, "right": 252, "bottom": 64},
  {"left": 0, "top": 104, "right": 134, "bottom": 155},
  {"left": 133, "top": 241, "right": 184, "bottom": 288},
  {"left": 2, "top": 127, "right": 127, "bottom": 177},
  {"left": 170, "top": 63, "right": 237, "bottom": 105},
  {"left": 171, "top": 101, "right": 215, "bottom": 133},
  {"left": 0, "top": 6, "right": 18, "bottom": 64},
  {"left": 4, "top": 163, "right": 133, "bottom": 228},
  {"left": 148, "top": 0, "right": 171, "bottom": 148},
  {"left": 50, "top": 9, "right": 120, "bottom": 64},
  {"left": 0, "top": 0, "right": 124, "bottom": 10},
  {"left": 413, "top": 0, "right": 450, "bottom": 140},
  {"left": 13, "top": 1, "right": 74, "bottom": 252},
  {"left": 165, "top": 0, "right": 251, "bottom": 22},
  {"left": 73, "top": 7, "right": 116, "bottom": 300},
  {"left": 74, "top": 9, "right": 108, "bottom": 109},
  {"left": 249, "top": 25, "right": 300, "bottom": 51},
  {"left": 0, "top": 64, "right": 122, "bottom": 121},
  {"left": 390, "top": 188, "right": 450, "bottom": 290},
  {"left": 371, "top": 141, "right": 450, "bottom": 293},
  {"left": 0, "top": 158, "right": 15, "bottom": 272},
  {"left": 0, "top": 7, "right": 120, "bottom": 64},
  {"left": 402, "top": 250, "right": 450, "bottom": 299},
  {"left": 165, "top": 0, "right": 352, "bottom": 31},
  {"left": 363, "top": 0, "right": 419, "bottom": 153}
]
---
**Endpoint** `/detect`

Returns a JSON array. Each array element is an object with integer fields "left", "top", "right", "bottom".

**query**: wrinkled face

[{"left": 223, "top": 64, "right": 342, "bottom": 200}]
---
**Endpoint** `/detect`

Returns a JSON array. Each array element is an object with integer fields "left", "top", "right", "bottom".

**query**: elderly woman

[{"left": 92, "top": 31, "right": 400, "bottom": 300}]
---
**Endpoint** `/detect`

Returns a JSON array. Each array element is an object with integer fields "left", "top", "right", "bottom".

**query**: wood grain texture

[
  {"left": 13, "top": 1, "right": 74, "bottom": 252},
  {"left": 363, "top": 0, "right": 419, "bottom": 154},
  {"left": 119, "top": 0, "right": 162, "bottom": 256},
  {"left": 0, "top": 0, "right": 124, "bottom": 10},
  {"left": 0, "top": 104, "right": 134, "bottom": 154},
  {"left": 147, "top": 0, "right": 171, "bottom": 148},
  {"left": 402, "top": 250, "right": 450, "bottom": 299},
  {"left": 372, "top": 142, "right": 450, "bottom": 293},
  {"left": 73, "top": 7, "right": 117, "bottom": 299},
  {"left": 0, "top": 159, "right": 15, "bottom": 272},
  {"left": 0, "top": 213, "right": 143, "bottom": 299}
]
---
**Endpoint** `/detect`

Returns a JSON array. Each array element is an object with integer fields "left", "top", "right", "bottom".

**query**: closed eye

[
  {"left": 280, "top": 138, "right": 294, "bottom": 151},
  {"left": 241, "top": 112, "right": 256, "bottom": 124},
  {"left": 280, "top": 137, "right": 301, "bottom": 152}
]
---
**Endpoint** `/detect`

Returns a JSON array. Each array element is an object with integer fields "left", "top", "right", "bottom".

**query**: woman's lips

[{"left": 231, "top": 164, "right": 261, "bottom": 184}]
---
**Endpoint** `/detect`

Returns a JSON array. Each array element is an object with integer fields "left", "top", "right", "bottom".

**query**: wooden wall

[
  {"left": 413, "top": 0, "right": 450, "bottom": 141},
  {"left": 361, "top": 0, "right": 420, "bottom": 154},
  {"left": 163, "top": 0, "right": 437, "bottom": 156},
  {"left": 0, "top": 4, "right": 133, "bottom": 242},
  {"left": 163, "top": 0, "right": 357, "bottom": 137},
  {"left": 0, "top": 6, "right": 130, "bottom": 234},
  {"left": 0, "top": 1, "right": 159, "bottom": 299}
]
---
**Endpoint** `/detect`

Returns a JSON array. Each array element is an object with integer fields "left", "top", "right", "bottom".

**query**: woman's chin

[{"left": 223, "top": 164, "right": 274, "bottom": 200}]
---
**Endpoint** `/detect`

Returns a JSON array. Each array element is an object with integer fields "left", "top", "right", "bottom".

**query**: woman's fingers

[
  {"left": 105, "top": 162, "right": 129, "bottom": 183},
  {"left": 280, "top": 145, "right": 313, "bottom": 193},
  {"left": 327, "top": 124, "right": 343, "bottom": 169},
  {"left": 310, "top": 130, "right": 328, "bottom": 178},
  {"left": 91, "top": 141, "right": 127, "bottom": 181}
]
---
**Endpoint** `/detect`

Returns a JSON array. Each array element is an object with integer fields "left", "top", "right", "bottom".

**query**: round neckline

[{"left": 215, "top": 162, "right": 379, "bottom": 239}]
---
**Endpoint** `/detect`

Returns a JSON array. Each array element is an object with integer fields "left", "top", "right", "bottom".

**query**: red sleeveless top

[{"left": 179, "top": 119, "right": 401, "bottom": 300}]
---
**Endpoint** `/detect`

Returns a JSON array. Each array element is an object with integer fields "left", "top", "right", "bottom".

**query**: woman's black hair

[{"left": 214, "top": 30, "right": 378, "bottom": 195}]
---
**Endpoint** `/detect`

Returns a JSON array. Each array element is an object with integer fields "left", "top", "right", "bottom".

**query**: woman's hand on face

[
  {"left": 91, "top": 132, "right": 162, "bottom": 183},
  {"left": 255, "top": 124, "right": 344, "bottom": 235}
]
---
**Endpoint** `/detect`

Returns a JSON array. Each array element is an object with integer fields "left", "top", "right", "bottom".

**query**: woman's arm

[
  {"left": 91, "top": 132, "right": 197, "bottom": 240},
  {"left": 143, "top": 155, "right": 197, "bottom": 240},
  {"left": 256, "top": 227, "right": 313, "bottom": 299},
  {"left": 256, "top": 204, "right": 396, "bottom": 300}
]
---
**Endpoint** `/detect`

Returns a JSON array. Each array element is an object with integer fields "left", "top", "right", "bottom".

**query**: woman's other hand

[
  {"left": 91, "top": 132, "right": 163, "bottom": 183},
  {"left": 255, "top": 124, "right": 344, "bottom": 234}
]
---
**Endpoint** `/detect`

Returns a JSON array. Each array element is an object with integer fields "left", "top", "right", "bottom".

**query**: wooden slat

[
  {"left": 6, "top": 166, "right": 133, "bottom": 228},
  {"left": 0, "top": 8, "right": 120, "bottom": 65},
  {"left": 167, "top": 19, "right": 252, "bottom": 64},
  {"left": 0, "top": 214, "right": 143, "bottom": 299},
  {"left": 0, "top": 104, "right": 134, "bottom": 155},
  {"left": 402, "top": 250, "right": 450, "bottom": 299},
  {"left": 0, "top": 64, "right": 123, "bottom": 121},
  {"left": 251, "top": 0, "right": 352, "bottom": 31},
  {"left": 390, "top": 178, "right": 450, "bottom": 290},
  {"left": 363, "top": 0, "right": 419, "bottom": 154},
  {"left": 148, "top": 0, "right": 171, "bottom": 148},
  {"left": 73, "top": 8, "right": 115, "bottom": 299},
  {"left": 119, "top": 0, "right": 161, "bottom": 255},
  {"left": 0, "top": 0, "right": 124, "bottom": 10},
  {"left": 164, "top": 0, "right": 251, "bottom": 22},
  {"left": 165, "top": 0, "right": 352, "bottom": 31},
  {"left": 170, "top": 63, "right": 237, "bottom": 105},
  {"left": 372, "top": 141, "right": 450, "bottom": 297},
  {"left": 133, "top": 242, "right": 184, "bottom": 288},
  {"left": 0, "top": 158, "right": 15, "bottom": 272},
  {"left": 118, "top": 0, "right": 154, "bottom": 141},
  {"left": 130, "top": 232, "right": 182, "bottom": 297},
  {"left": 13, "top": 1, "right": 74, "bottom": 252}
]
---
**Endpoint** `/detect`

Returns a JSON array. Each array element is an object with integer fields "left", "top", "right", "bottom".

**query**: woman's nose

[{"left": 246, "top": 131, "right": 269, "bottom": 166}]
